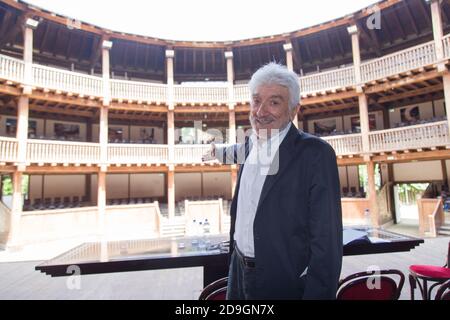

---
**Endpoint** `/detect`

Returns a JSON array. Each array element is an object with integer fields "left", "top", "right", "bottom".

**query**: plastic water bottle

[
  {"left": 364, "top": 208, "right": 371, "bottom": 228},
  {"left": 203, "top": 219, "right": 211, "bottom": 248},
  {"left": 198, "top": 221, "right": 205, "bottom": 249},
  {"left": 191, "top": 219, "right": 199, "bottom": 246}
]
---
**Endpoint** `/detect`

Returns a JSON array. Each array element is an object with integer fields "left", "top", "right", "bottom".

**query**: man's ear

[{"left": 290, "top": 104, "right": 300, "bottom": 120}]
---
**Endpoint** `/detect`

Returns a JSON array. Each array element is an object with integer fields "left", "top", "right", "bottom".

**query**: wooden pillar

[
  {"left": 367, "top": 161, "right": 379, "bottom": 227},
  {"left": 16, "top": 96, "right": 29, "bottom": 171},
  {"left": 225, "top": 51, "right": 236, "bottom": 143},
  {"left": 7, "top": 171, "right": 23, "bottom": 247},
  {"left": 102, "top": 40, "right": 112, "bottom": 106},
  {"left": 85, "top": 174, "right": 91, "bottom": 203},
  {"left": 283, "top": 43, "right": 298, "bottom": 128},
  {"left": 97, "top": 171, "right": 106, "bottom": 236},
  {"left": 23, "top": 18, "right": 38, "bottom": 94},
  {"left": 358, "top": 94, "right": 371, "bottom": 155},
  {"left": 167, "top": 167, "right": 175, "bottom": 219},
  {"left": 442, "top": 74, "right": 450, "bottom": 137},
  {"left": 99, "top": 105, "right": 108, "bottom": 169},
  {"left": 166, "top": 50, "right": 175, "bottom": 165},
  {"left": 382, "top": 107, "right": 391, "bottom": 129},
  {"left": 347, "top": 25, "right": 362, "bottom": 87},
  {"left": 430, "top": 0, "right": 446, "bottom": 71}
]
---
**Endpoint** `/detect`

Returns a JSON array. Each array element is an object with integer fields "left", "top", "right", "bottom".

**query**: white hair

[{"left": 248, "top": 62, "right": 301, "bottom": 111}]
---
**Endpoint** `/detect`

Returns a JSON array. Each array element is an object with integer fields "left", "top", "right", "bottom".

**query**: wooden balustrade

[
  {"left": 26, "top": 140, "right": 100, "bottom": 164},
  {"left": 32, "top": 64, "right": 103, "bottom": 97},
  {"left": 443, "top": 34, "right": 450, "bottom": 60},
  {"left": 110, "top": 79, "right": 167, "bottom": 103},
  {"left": 107, "top": 144, "right": 168, "bottom": 164},
  {"left": 174, "top": 145, "right": 217, "bottom": 164},
  {"left": 361, "top": 41, "right": 436, "bottom": 83},
  {"left": 233, "top": 84, "right": 250, "bottom": 103},
  {"left": 0, "top": 137, "right": 18, "bottom": 163},
  {"left": 322, "top": 133, "right": 363, "bottom": 156},
  {"left": 0, "top": 39, "right": 444, "bottom": 103},
  {"left": 300, "top": 66, "right": 356, "bottom": 94},
  {"left": 0, "top": 55, "right": 24, "bottom": 83},
  {"left": 174, "top": 85, "right": 228, "bottom": 104},
  {"left": 369, "top": 121, "right": 449, "bottom": 153}
]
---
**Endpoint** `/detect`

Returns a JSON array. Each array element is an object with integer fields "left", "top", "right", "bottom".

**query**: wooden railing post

[
  {"left": 430, "top": 0, "right": 446, "bottom": 71},
  {"left": 348, "top": 25, "right": 362, "bottom": 89},
  {"left": 7, "top": 170, "right": 23, "bottom": 248},
  {"left": 283, "top": 42, "right": 298, "bottom": 128},
  {"left": 225, "top": 51, "right": 236, "bottom": 144},
  {"left": 22, "top": 18, "right": 38, "bottom": 95}
]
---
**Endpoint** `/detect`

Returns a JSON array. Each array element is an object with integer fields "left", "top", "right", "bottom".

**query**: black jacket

[{"left": 223, "top": 123, "right": 343, "bottom": 299}]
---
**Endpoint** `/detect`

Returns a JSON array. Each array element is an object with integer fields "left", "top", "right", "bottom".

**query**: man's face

[{"left": 249, "top": 84, "right": 295, "bottom": 138}]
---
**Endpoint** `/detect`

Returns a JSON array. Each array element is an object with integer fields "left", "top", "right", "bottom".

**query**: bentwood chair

[
  {"left": 409, "top": 241, "right": 450, "bottom": 300},
  {"left": 435, "top": 280, "right": 450, "bottom": 300},
  {"left": 198, "top": 277, "right": 228, "bottom": 300},
  {"left": 337, "top": 269, "right": 405, "bottom": 300}
]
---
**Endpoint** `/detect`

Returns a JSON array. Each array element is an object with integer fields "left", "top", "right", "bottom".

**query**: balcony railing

[
  {"left": 0, "top": 120, "right": 449, "bottom": 166},
  {"left": 32, "top": 64, "right": 103, "bottom": 97},
  {"left": 322, "top": 133, "right": 363, "bottom": 156},
  {"left": 0, "top": 38, "right": 446, "bottom": 103},
  {"left": 361, "top": 41, "right": 436, "bottom": 83},
  {"left": 174, "top": 85, "right": 228, "bottom": 104},
  {"left": 0, "top": 137, "right": 18, "bottom": 163},
  {"left": 234, "top": 84, "right": 250, "bottom": 103},
  {"left": 174, "top": 145, "right": 217, "bottom": 164},
  {"left": 0, "top": 55, "right": 24, "bottom": 83},
  {"left": 369, "top": 121, "right": 449, "bottom": 153},
  {"left": 26, "top": 140, "right": 100, "bottom": 164},
  {"left": 299, "top": 66, "right": 356, "bottom": 94},
  {"left": 108, "top": 144, "right": 168, "bottom": 164},
  {"left": 110, "top": 79, "right": 167, "bottom": 103}
]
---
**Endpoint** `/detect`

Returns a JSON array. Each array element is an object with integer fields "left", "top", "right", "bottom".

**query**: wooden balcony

[
  {"left": 369, "top": 121, "right": 449, "bottom": 153},
  {"left": 0, "top": 137, "right": 18, "bottom": 163},
  {"left": 1, "top": 37, "right": 447, "bottom": 104},
  {"left": 322, "top": 133, "right": 363, "bottom": 156},
  {"left": 26, "top": 139, "right": 100, "bottom": 165},
  {"left": 1, "top": 121, "right": 448, "bottom": 167},
  {"left": 108, "top": 144, "right": 168, "bottom": 165}
]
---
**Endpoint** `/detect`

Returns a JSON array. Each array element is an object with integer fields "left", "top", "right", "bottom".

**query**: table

[{"left": 36, "top": 228, "right": 424, "bottom": 287}]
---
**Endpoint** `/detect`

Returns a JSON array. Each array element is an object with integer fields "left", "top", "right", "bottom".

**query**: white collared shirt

[{"left": 234, "top": 123, "right": 291, "bottom": 257}]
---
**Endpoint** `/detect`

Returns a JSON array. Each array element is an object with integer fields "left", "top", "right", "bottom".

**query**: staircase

[{"left": 438, "top": 223, "right": 450, "bottom": 236}]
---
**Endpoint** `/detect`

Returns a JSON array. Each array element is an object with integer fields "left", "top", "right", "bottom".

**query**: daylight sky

[{"left": 24, "top": 0, "right": 379, "bottom": 42}]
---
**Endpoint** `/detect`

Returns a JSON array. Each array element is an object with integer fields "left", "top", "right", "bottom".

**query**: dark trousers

[{"left": 226, "top": 245, "right": 258, "bottom": 300}]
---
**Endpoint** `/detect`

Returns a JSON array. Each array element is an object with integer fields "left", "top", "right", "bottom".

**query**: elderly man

[{"left": 206, "top": 63, "right": 342, "bottom": 299}]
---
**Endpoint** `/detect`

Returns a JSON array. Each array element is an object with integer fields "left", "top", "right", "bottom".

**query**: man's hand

[{"left": 201, "top": 142, "right": 216, "bottom": 162}]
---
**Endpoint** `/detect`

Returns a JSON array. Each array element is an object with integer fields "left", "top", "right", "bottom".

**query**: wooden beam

[
  {"left": 364, "top": 70, "right": 441, "bottom": 94},
  {"left": 373, "top": 149, "right": 450, "bottom": 164},
  {"left": 404, "top": 0, "right": 419, "bottom": 35},
  {"left": 392, "top": 10, "right": 406, "bottom": 40},
  {"left": 418, "top": 0, "right": 432, "bottom": 27},
  {"left": 89, "top": 35, "right": 105, "bottom": 70},
  {"left": 376, "top": 83, "right": 443, "bottom": 103},
  {"left": 302, "top": 90, "right": 358, "bottom": 105}
]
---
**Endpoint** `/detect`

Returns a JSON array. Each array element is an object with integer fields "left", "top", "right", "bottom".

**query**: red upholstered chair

[
  {"left": 198, "top": 277, "right": 228, "bottom": 300},
  {"left": 435, "top": 281, "right": 450, "bottom": 300},
  {"left": 337, "top": 269, "right": 405, "bottom": 300},
  {"left": 409, "top": 241, "right": 450, "bottom": 300}
]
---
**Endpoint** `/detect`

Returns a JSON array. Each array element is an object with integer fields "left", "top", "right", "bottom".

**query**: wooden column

[
  {"left": 347, "top": 25, "right": 362, "bottom": 87},
  {"left": 430, "top": 0, "right": 446, "bottom": 71},
  {"left": 442, "top": 159, "right": 449, "bottom": 187},
  {"left": 102, "top": 40, "right": 113, "bottom": 106},
  {"left": 97, "top": 171, "right": 106, "bottom": 236},
  {"left": 283, "top": 43, "right": 298, "bottom": 128},
  {"left": 358, "top": 94, "right": 371, "bottom": 155},
  {"left": 367, "top": 161, "right": 379, "bottom": 227},
  {"left": 23, "top": 18, "right": 38, "bottom": 94},
  {"left": 7, "top": 171, "right": 23, "bottom": 247},
  {"left": 16, "top": 96, "right": 29, "bottom": 171},
  {"left": 225, "top": 51, "right": 236, "bottom": 143},
  {"left": 442, "top": 73, "right": 450, "bottom": 137},
  {"left": 167, "top": 167, "right": 175, "bottom": 219},
  {"left": 166, "top": 50, "right": 175, "bottom": 165}
]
